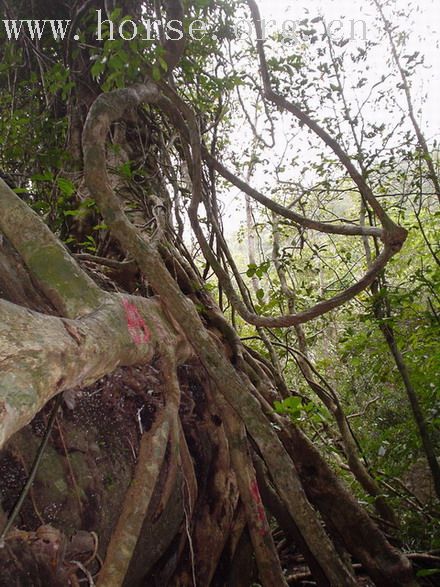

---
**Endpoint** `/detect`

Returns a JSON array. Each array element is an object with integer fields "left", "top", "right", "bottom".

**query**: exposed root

[{"left": 96, "top": 408, "right": 171, "bottom": 586}]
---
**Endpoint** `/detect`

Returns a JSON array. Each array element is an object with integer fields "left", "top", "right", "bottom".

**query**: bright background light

[{"left": 256, "top": 0, "right": 440, "bottom": 133}]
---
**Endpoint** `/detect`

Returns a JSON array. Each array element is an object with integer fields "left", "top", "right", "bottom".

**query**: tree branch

[
  {"left": 0, "top": 294, "right": 179, "bottom": 448},
  {"left": 0, "top": 178, "right": 106, "bottom": 318}
]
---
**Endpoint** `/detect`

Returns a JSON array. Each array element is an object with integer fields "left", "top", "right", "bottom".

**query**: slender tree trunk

[{"left": 378, "top": 318, "right": 440, "bottom": 500}]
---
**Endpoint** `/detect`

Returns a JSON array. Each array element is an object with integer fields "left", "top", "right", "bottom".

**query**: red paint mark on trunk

[
  {"left": 122, "top": 299, "right": 151, "bottom": 345},
  {"left": 250, "top": 479, "right": 268, "bottom": 536}
]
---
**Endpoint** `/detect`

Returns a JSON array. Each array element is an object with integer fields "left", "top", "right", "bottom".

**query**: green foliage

[{"left": 274, "top": 396, "right": 327, "bottom": 425}]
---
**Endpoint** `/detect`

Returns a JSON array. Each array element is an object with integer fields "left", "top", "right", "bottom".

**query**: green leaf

[
  {"left": 32, "top": 172, "right": 54, "bottom": 182},
  {"left": 246, "top": 264, "right": 257, "bottom": 278},
  {"left": 91, "top": 60, "right": 105, "bottom": 79},
  {"left": 56, "top": 177, "right": 75, "bottom": 197},
  {"left": 416, "top": 569, "right": 440, "bottom": 577},
  {"left": 158, "top": 55, "right": 168, "bottom": 72},
  {"left": 152, "top": 66, "right": 161, "bottom": 81}
]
